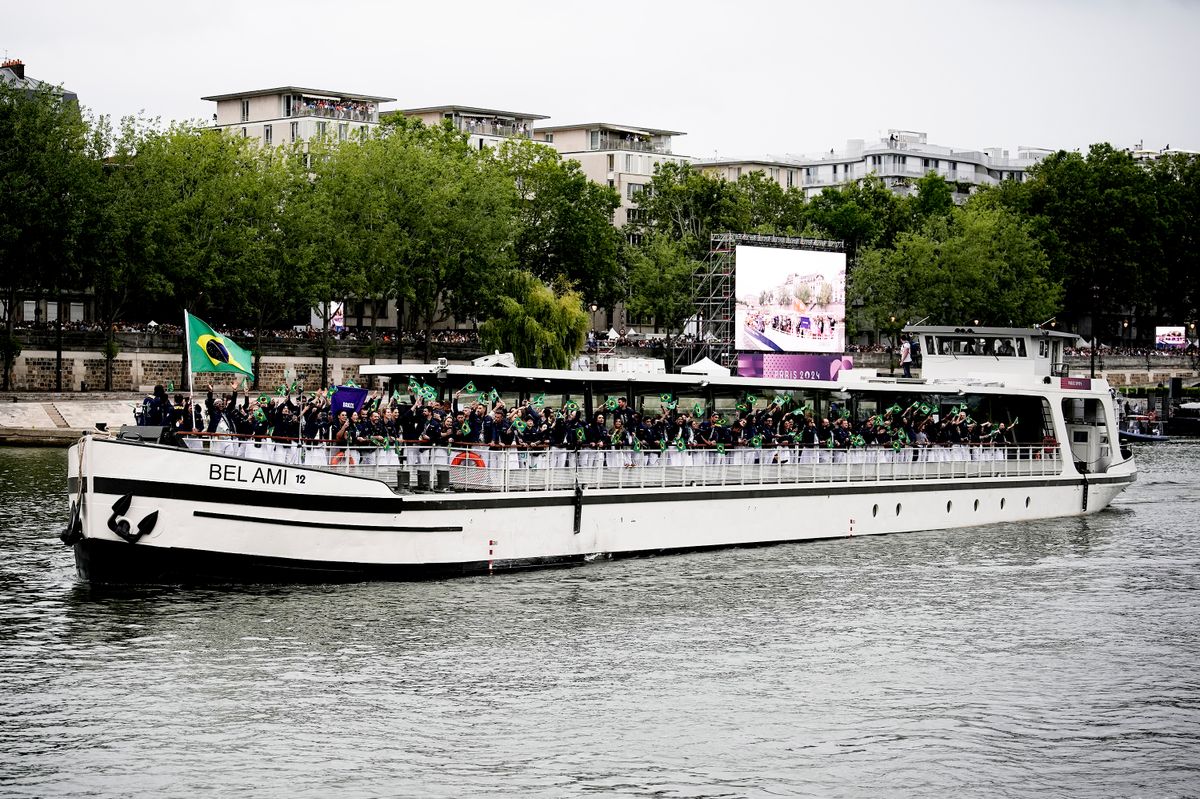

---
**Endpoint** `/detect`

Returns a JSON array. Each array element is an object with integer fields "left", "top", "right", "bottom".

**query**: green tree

[
  {"left": 624, "top": 234, "right": 696, "bottom": 334},
  {"left": 1146, "top": 152, "right": 1200, "bottom": 327},
  {"left": 850, "top": 205, "right": 1060, "bottom": 329},
  {"left": 0, "top": 81, "right": 92, "bottom": 389},
  {"left": 226, "top": 142, "right": 313, "bottom": 385},
  {"left": 478, "top": 271, "right": 589, "bottom": 369},
  {"left": 119, "top": 123, "right": 275, "bottom": 385},
  {"left": 77, "top": 114, "right": 160, "bottom": 389},
  {"left": 635, "top": 161, "right": 746, "bottom": 259},
  {"left": 984, "top": 144, "right": 1161, "bottom": 337},
  {"left": 734, "top": 170, "right": 807, "bottom": 234},
  {"left": 909, "top": 171, "right": 955, "bottom": 223},
  {"left": 497, "top": 139, "right": 624, "bottom": 306},
  {"left": 803, "top": 175, "right": 907, "bottom": 264},
  {"left": 403, "top": 124, "right": 517, "bottom": 361}
]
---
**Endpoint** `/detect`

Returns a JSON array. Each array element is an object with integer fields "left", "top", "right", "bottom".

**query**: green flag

[
  {"left": 186, "top": 312, "right": 254, "bottom": 378},
  {"left": 605, "top": 397, "right": 619, "bottom": 410},
  {"left": 532, "top": 393, "right": 546, "bottom": 409},
  {"left": 462, "top": 381, "right": 477, "bottom": 394}
]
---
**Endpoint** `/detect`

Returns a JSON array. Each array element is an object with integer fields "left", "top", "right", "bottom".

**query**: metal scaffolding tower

[{"left": 672, "top": 233, "right": 844, "bottom": 374}]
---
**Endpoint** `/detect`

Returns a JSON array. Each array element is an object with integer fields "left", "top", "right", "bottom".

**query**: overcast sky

[{"left": 8, "top": 0, "right": 1199, "bottom": 160}]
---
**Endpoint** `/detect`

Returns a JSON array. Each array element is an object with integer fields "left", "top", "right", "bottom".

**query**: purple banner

[
  {"left": 1060, "top": 377, "right": 1092, "bottom": 391},
  {"left": 330, "top": 385, "right": 369, "bottom": 414},
  {"left": 738, "top": 353, "right": 853, "bottom": 381}
]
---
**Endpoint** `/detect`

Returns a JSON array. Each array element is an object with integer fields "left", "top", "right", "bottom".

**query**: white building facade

[
  {"left": 387, "top": 105, "right": 549, "bottom": 152},
  {"left": 202, "top": 86, "right": 396, "bottom": 147},
  {"left": 535, "top": 123, "right": 690, "bottom": 233},
  {"left": 700, "top": 129, "right": 1053, "bottom": 201}
]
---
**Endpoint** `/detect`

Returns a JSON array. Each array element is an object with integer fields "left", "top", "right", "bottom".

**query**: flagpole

[{"left": 184, "top": 309, "right": 193, "bottom": 418}]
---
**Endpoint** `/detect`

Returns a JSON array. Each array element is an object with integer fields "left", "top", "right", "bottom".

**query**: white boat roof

[{"left": 359, "top": 359, "right": 1103, "bottom": 396}]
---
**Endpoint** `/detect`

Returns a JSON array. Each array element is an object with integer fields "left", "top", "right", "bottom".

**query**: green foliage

[
  {"left": 623, "top": 234, "right": 696, "bottom": 333},
  {"left": 909, "top": 172, "right": 955, "bottom": 223},
  {"left": 634, "top": 161, "right": 747, "bottom": 259},
  {"left": 803, "top": 175, "right": 906, "bottom": 262},
  {"left": 851, "top": 205, "right": 1061, "bottom": 327},
  {"left": 734, "top": 171, "right": 807, "bottom": 234},
  {"left": 983, "top": 144, "right": 1162, "bottom": 324},
  {"left": 497, "top": 139, "right": 624, "bottom": 306},
  {"left": 478, "top": 272, "right": 589, "bottom": 369},
  {"left": 6, "top": 74, "right": 1198, "bottom": 363}
]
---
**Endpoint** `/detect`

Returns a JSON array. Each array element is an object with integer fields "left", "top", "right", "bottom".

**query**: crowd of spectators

[
  {"left": 12, "top": 319, "right": 481, "bottom": 346},
  {"left": 1065, "top": 344, "right": 1197, "bottom": 358}
]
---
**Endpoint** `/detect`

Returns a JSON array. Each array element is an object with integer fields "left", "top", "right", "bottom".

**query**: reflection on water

[{"left": 1, "top": 444, "right": 1199, "bottom": 798}]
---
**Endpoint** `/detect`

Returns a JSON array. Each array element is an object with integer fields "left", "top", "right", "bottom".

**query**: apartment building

[
  {"left": 699, "top": 129, "right": 1053, "bottom": 201},
  {"left": 386, "top": 105, "right": 549, "bottom": 151},
  {"left": 202, "top": 86, "right": 395, "bottom": 147},
  {"left": 535, "top": 123, "right": 689, "bottom": 233}
]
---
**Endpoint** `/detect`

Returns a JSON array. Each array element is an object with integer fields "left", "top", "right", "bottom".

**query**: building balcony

[
  {"left": 289, "top": 103, "right": 379, "bottom": 124},
  {"left": 593, "top": 135, "right": 671, "bottom": 154},
  {"left": 457, "top": 120, "right": 535, "bottom": 139}
]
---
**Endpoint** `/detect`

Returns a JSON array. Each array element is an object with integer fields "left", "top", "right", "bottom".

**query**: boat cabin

[{"left": 907, "top": 325, "right": 1076, "bottom": 380}]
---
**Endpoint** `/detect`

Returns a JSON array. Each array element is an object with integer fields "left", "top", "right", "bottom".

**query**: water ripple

[{"left": 2, "top": 444, "right": 1200, "bottom": 797}]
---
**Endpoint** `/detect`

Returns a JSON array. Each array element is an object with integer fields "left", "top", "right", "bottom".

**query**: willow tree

[{"left": 479, "top": 272, "right": 588, "bottom": 369}]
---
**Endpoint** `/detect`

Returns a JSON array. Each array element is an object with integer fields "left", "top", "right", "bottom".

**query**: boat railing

[{"left": 174, "top": 433, "right": 1064, "bottom": 492}]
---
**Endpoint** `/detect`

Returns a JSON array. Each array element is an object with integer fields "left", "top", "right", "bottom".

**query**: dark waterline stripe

[{"left": 193, "top": 510, "right": 460, "bottom": 533}]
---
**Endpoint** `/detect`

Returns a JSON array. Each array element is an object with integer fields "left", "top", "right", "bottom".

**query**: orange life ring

[{"left": 451, "top": 450, "right": 486, "bottom": 468}]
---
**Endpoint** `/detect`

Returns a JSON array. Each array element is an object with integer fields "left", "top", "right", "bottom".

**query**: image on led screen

[{"left": 733, "top": 245, "right": 846, "bottom": 353}]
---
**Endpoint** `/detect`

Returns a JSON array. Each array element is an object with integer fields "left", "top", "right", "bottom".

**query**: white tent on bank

[{"left": 680, "top": 356, "right": 731, "bottom": 377}]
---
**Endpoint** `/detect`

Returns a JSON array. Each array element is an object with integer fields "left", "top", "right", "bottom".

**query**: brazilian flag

[{"left": 186, "top": 312, "right": 254, "bottom": 378}]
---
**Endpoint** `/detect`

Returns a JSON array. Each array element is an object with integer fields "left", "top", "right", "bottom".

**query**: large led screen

[
  {"left": 1155, "top": 326, "right": 1186, "bottom": 349},
  {"left": 734, "top": 245, "right": 846, "bottom": 353}
]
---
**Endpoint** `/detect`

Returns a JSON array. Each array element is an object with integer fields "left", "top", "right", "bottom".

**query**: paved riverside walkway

[{"left": 0, "top": 393, "right": 142, "bottom": 445}]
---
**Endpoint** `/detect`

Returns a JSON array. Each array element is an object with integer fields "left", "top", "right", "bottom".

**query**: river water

[{"left": 1, "top": 444, "right": 1198, "bottom": 798}]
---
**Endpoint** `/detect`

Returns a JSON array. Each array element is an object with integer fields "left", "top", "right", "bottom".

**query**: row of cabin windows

[{"left": 924, "top": 336, "right": 1041, "bottom": 358}]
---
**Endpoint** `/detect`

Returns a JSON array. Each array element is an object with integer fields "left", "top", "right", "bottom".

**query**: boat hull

[{"left": 66, "top": 437, "right": 1137, "bottom": 584}]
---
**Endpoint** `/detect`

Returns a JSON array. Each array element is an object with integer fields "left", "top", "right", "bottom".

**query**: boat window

[
  {"left": 996, "top": 338, "right": 1016, "bottom": 356},
  {"left": 1016, "top": 338, "right": 1027, "bottom": 357}
]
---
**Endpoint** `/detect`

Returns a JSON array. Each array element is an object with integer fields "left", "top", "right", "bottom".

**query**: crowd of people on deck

[{"left": 136, "top": 380, "right": 1037, "bottom": 470}]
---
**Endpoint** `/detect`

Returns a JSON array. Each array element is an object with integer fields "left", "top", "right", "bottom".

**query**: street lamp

[{"left": 888, "top": 315, "right": 897, "bottom": 376}]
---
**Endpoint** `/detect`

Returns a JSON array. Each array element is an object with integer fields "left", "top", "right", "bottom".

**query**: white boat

[{"left": 63, "top": 326, "right": 1136, "bottom": 583}]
